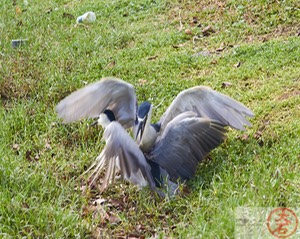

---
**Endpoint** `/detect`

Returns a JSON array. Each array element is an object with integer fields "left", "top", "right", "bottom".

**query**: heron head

[
  {"left": 135, "top": 101, "right": 152, "bottom": 141},
  {"left": 91, "top": 109, "right": 116, "bottom": 128}
]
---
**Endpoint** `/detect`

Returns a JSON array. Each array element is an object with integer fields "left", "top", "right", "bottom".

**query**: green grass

[{"left": 1, "top": 0, "right": 299, "bottom": 238}]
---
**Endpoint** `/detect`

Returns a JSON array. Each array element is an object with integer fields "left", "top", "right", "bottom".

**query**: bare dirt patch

[{"left": 278, "top": 88, "right": 300, "bottom": 100}]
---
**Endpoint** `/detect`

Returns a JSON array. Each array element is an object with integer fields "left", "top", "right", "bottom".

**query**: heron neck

[
  {"left": 140, "top": 113, "right": 158, "bottom": 152},
  {"left": 98, "top": 113, "right": 111, "bottom": 128}
]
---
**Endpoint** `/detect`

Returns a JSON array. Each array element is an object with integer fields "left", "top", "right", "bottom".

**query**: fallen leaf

[
  {"left": 221, "top": 82, "right": 233, "bottom": 88},
  {"left": 216, "top": 47, "right": 225, "bottom": 52},
  {"left": 108, "top": 198, "right": 124, "bottom": 209},
  {"left": 216, "top": 43, "right": 226, "bottom": 52},
  {"left": 62, "top": 12, "right": 75, "bottom": 19},
  {"left": 45, "top": 142, "right": 52, "bottom": 150},
  {"left": 254, "top": 131, "right": 264, "bottom": 146},
  {"left": 92, "top": 227, "right": 107, "bottom": 239},
  {"left": 273, "top": 168, "right": 281, "bottom": 179},
  {"left": 25, "top": 150, "right": 32, "bottom": 161},
  {"left": 93, "top": 208, "right": 108, "bottom": 221},
  {"left": 12, "top": 143, "right": 20, "bottom": 151},
  {"left": 147, "top": 55, "right": 157, "bottom": 60},
  {"left": 128, "top": 234, "right": 145, "bottom": 239},
  {"left": 16, "top": 6, "right": 22, "bottom": 14},
  {"left": 210, "top": 59, "right": 218, "bottom": 64},
  {"left": 45, "top": 8, "right": 52, "bottom": 14},
  {"left": 80, "top": 185, "right": 87, "bottom": 194},
  {"left": 240, "top": 134, "right": 249, "bottom": 141},
  {"left": 172, "top": 43, "right": 186, "bottom": 48},
  {"left": 94, "top": 198, "right": 107, "bottom": 205},
  {"left": 25, "top": 150, "right": 39, "bottom": 162},
  {"left": 108, "top": 213, "right": 121, "bottom": 224},
  {"left": 202, "top": 25, "right": 215, "bottom": 36},
  {"left": 122, "top": 194, "right": 129, "bottom": 204},
  {"left": 138, "top": 79, "right": 147, "bottom": 85},
  {"left": 185, "top": 29, "right": 193, "bottom": 35},
  {"left": 190, "top": 16, "right": 198, "bottom": 25},
  {"left": 136, "top": 224, "right": 147, "bottom": 233},
  {"left": 254, "top": 130, "right": 263, "bottom": 140},
  {"left": 105, "top": 61, "right": 116, "bottom": 69},
  {"left": 145, "top": 213, "right": 155, "bottom": 219},
  {"left": 22, "top": 203, "right": 29, "bottom": 209},
  {"left": 234, "top": 61, "right": 241, "bottom": 68},
  {"left": 192, "top": 35, "right": 201, "bottom": 44}
]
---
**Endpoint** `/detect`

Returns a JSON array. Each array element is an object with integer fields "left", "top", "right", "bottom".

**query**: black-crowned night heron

[{"left": 56, "top": 77, "right": 254, "bottom": 194}]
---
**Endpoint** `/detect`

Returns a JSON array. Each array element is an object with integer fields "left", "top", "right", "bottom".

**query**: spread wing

[
  {"left": 159, "top": 86, "right": 254, "bottom": 132},
  {"left": 86, "top": 122, "right": 156, "bottom": 191},
  {"left": 56, "top": 77, "right": 136, "bottom": 128},
  {"left": 151, "top": 112, "right": 227, "bottom": 181}
]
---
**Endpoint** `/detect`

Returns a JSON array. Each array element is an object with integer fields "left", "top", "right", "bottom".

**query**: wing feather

[
  {"left": 56, "top": 77, "right": 136, "bottom": 128},
  {"left": 159, "top": 86, "right": 254, "bottom": 131},
  {"left": 151, "top": 113, "right": 227, "bottom": 181},
  {"left": 87, "top": 122, "right": 156, "bottom": 190}
]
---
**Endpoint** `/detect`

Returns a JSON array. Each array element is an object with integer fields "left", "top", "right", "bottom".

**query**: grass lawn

[{"left": 1, "top": 0, "right": 299, "bottom": 238}]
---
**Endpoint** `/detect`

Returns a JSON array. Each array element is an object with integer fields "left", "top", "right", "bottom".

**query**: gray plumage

[
  {"left": 56, "top": 77, "right": 254, "bottom": 194},
  {"left": 56, "top": 78, "right": 136, "bottom": 129},
  {"left": 159, "top": 86, "right": 254, "bottom": 132},
  {"left": 150, "top": 111, "right": 227, "bottom": 181},
  {"left": 86, "top": 121, "right": 156, "bottom": 191}
]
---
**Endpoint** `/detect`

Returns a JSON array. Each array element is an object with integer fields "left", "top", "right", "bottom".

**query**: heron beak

[
  {"left": 90, "top": 118, "right": 99, "bottom": 127},
  {"left": 135, "top": 117, "right": 147, "bottom": 142}
]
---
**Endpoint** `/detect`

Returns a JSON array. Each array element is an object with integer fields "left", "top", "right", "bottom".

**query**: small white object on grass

[{"left": 76, "top": 12, "right": 96, "bottom": 24}]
